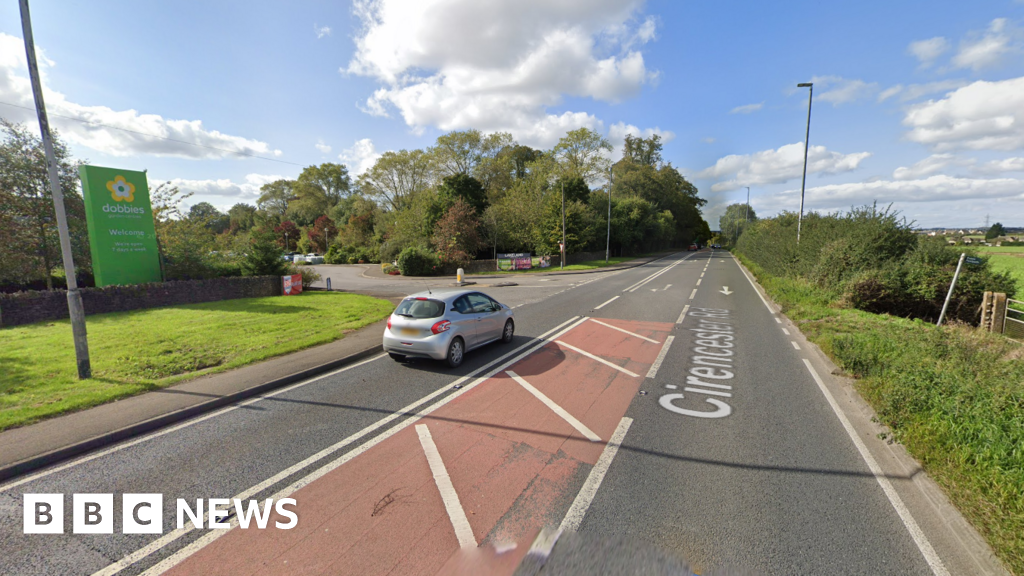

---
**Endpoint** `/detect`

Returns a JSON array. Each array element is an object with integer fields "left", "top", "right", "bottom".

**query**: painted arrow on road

[{"left": 720, "top": 286, "right": 733, "bottom": 295}]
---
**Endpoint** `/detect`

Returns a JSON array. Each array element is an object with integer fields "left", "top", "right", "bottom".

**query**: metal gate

[{"left": 1004, "top": 298, "right": 1024, "bottom": 340}]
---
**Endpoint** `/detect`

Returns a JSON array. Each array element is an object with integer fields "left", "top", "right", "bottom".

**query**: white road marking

[
  {"left": 696, "top": 279, "right": 702, "bottom": 286},
  {"left": 782, "top": 328, "right": 790, "bottom": 335},
  {"left": 720, "top": 286, "right": 733, "bottom": 295},
  {"left": 559, "top": 417, "right": 633, "bottom": 532},
  {"left": 683, "top": 387, "right": 732, "bottom": 398},
  {"left": 506, "top": 371, "right": 600, "bottom": 442},
  {"left": 676, "top": 305, "right": 690, "bottom": 324},
  {"left": 589, "top": 318, "right": 660, "bottom": 344},
  {"left": 774, "top": 317, "right": 782, "bottom": 324},
  {"left": 554, "top": 340, "right": 639, "bottom": 378},
  {"left": 416, "top": 424, "right": 477, "bottom": 548},
  {"left": 791, "top": 341, "right": 800, "bottom": 350},
  {"left": 2, "top": 352, "right": 387, "bottom": 494},
  {"left": 96, "top": 317, "right": 590, "bottom": 576},
  {"left": 623, "top": 253, "right": 694, "bottom": 293},
  {"left": 663, "top": 284, "right": 672, "bottom": 290},
  {"left": 802, "top": 360, "right": 950, "bottom": 576},
  {"left": 646, "top": 336, "right": 675, "bottom": 379},
  {"left": 651, "top": 288, "right": 658, "bottom": 292},
  {"left": 734, "top": 258, "right": 775, "bottom": 313},
  {"left": 700, "top": 272, "right": 704, "bottom": 278},
  {"left": 594, "top": 295, "right": 619, "bottom": 310},
  {"left": 689, "top": 288, "right": 697, "bottom": 299}
]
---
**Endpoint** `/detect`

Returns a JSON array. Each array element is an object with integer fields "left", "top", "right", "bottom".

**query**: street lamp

[
  {"left": 745, "top": 186, "right": 750, "bottom": 222},
  {"left": 796, "top": 82, "right": 813, "bottom": 244},
  {"left": 606, "top": 167, "right": 613, "bottom": 263}
]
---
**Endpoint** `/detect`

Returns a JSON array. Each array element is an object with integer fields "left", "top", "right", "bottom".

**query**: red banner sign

[{"left": 282, "top": 274, "right": 302, "bottom": 296}]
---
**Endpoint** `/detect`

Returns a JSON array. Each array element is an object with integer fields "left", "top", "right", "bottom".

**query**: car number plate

[{"left": 399, "top": 328, "right": 419, "bottom": 336}]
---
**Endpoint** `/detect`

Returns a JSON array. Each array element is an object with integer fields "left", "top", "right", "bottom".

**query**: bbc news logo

[{"left": 24, "top": 494, "right": 297, "bottom": 534}]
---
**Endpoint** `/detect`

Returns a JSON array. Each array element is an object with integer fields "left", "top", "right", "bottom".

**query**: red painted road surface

[{"left": 165, "top": 318, "right": 674, "bottom": 576}]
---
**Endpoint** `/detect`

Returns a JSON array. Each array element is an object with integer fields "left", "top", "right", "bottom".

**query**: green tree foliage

[
  {"left": 437, "top": 173, "right": 488, "bottom": 214},
  {"left": 719, "top": 203, "right": 757, "bottom": 246},
  {"left": 289, "top": 163, "right": 351, "bottom": 224},
  {"left": 159, "top": 217, "right": 217, "bottom": 280},
  {"left": 307, "top": 215, "right": 338, "bottom": 253},
  {"left": 986, "top": 222, "right": 1006, "bottom": 240},
  {"left": 256, "top": 179, "right": 294, "bottom": 221},
  {"left": 622, "top": 133, "right": 663, "bottom": 167},
  {"left": 189, "top": 202, "right": 230, "bottom": 234},
  {"left": 432, "top": 198, "right": 482, "bottom": 269},
  {"left": 397, "top": 245, "right": 440, "bottom": 276},
  {"left": 227, "top": 203, "right": 257, "bottom": 232},
  {"left": 0, "top": 119, "right": 89, "bottom": 289},
  {"left": 358, "top": 149, "right": 433, "bottom": 211},
  {"left": 241, "top": 228, "right": 288, "bottom": 276},
  {"left": 539, "top": 192, "right": 596, "bottom": 255},
  {"left": 274, "top": 220, "right": 300, "bottom": 251},
  {"left": 553, "top": 127, "right": 612, "bottom": 183}
]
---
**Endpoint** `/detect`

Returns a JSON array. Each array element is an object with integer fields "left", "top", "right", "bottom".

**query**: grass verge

[
  {"left": 735, "top": 252, "right": 1024, "bottom": 575},
  {"left": 0, "top": 292, "right": 393, "bottom": 431}
]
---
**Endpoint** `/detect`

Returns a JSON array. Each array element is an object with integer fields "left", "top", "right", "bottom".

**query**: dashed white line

[
  {"left": 506, "top": 371, "right": 600, "bottom": 442},
  {"left": 782, "top": 328, "right": 790, "bottom": 335},
  {"left": 689, "top": 288, "right": 697, "bottom": 299},
  {"left": 791, "top": 341, "right": 801, "bottom": 350},
  {"left": 802, "top": 360, "right": 949, "bottom": 576},
  {"left": 774, "top": 317, "right": 782, "bottom": 324},
  {"left": 416, "top": 424, "right": 477, "bottom": 548},
  {"left": 594, "top": 295, "right": 619, "bottom": 310},
  {"left": 696, "top": 279, "right": 702, "bottom": 286},
  {"left": 589, "top": 318, "right": 660, "bottom": 344},
  {"left": 555, "top": 340, "right": 640, "bottom": 378},
  {"left": 646, "top": 335, "right": 675, "bottom": 379},
  {"left": 676, "top": 305, "right": 690, "bottom": 324},
  {"left": 559, "top": 417, "right": 633, "bottom": 532}
]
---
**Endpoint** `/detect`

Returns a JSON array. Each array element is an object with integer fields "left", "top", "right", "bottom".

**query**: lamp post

[
  {"left": 560, "top": 180, "right": 566, "bottom": 270},
  {"left": 20, "top": 0, "right": 91, "bottom": 378},
  {"left": 745, "top": 186, "right": 750, "bottom": 222},
  {"left": 796, "top": 82, "right": 813, "bottom": 245},
  {"left": 606, "top": 167, "right": 612, "bottom": 263}
]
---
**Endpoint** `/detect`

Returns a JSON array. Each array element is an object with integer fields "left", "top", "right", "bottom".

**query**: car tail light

[
  {"left": 431, "top": 320, "right": 451, "bottom": 334},
  {"left": 387, "top": 317, "right": 392, "bottom": 330}
]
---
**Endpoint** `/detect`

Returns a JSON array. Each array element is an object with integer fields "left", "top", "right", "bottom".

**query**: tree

[
  {"left": 553, "top": 127, "right": 612, "bottom": 184},
  {"left": 0, "top": 119, "right": 88, "bottom": 289},
  {"left": 539, "top": 193, "right": 595, "bottom": 255},
  {"left": 241, "top": 228, "right": 288, "bottom": 276},
  {"left": 986, "top": 222, "right": 1006, "bottom": 240},
  {"left": 622, "top": 134, "right": 663, "bottom": 167},
  {"left": 437, "top": 173, "right": 488, "bottom": 214},
  {"left": 289, "top": 163, "right": 351, "bottom": 224},
  {"left": 358, "top": 149, "right": 434, "bottom": 211},
  {"left": 719, "top": 203, "right": 758, "bottom": 246},
  {"left": 432, "top": 198, "right": 483, "bottom": 268},
  {"left": 257, "top": 179, "right": 295, "bottom": 221},
  {"left": 188, "top": 202, "right": 230, "bottom": 234},
  {"left": 308, "top": 215, "right": 338, "bottom": 253},
  {"left": 274, "top": 221, "right": 300, "bottom": 251},
  {"left": 227, "top": 203, "right": 257, "bottom": 232},
  {"left": 556, "top": 176, "right": 590, "bottom": 204},
  {"left": 430, "top": 130, "right": 512, "bottom": 179},
  {"left": 159, "top": 218, "right": 217, "bottom": 280}
]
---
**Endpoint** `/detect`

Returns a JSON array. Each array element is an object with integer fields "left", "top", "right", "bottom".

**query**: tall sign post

[
  {"left": 19, "top": 0, "right": 91, "bottom": 378},
  {"left": 79, "top": 166, "right": 162, "bottom": 286}
]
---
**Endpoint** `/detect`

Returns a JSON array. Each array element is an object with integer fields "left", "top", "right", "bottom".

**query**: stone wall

[{"left": 0, "top": 276, "right": 282, "bottom": 328}]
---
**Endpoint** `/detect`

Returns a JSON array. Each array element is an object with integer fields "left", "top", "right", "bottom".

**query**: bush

[
  {"left": 241, "top": 229, "right": 288, "bottom": 277},
  {"left": 397, "top": 246, "right": 440, "bottom": 276},
  {"left": 286, "top": 264, "right": 321, "bottom": 289},
  {"left": 381, "top": 263, "right": 400, "bottom": 275}
]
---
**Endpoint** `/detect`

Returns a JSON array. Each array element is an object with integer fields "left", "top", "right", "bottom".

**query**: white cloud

[
  {"left": 0, "top": 33, "right": 280, "bottom": 160},
  {"left": 904, "top": 76, "right": 1024, "bottom": 151},
  {"left": 703, "top": 137, "right": 715, "bottom": 144},
  {"left": 974, "top": 157, "right": 1024, "bottom": 174},
  {"left": 878, "top": 85, "right": 903, "bottom": 102},
  {"left": 314, "top": 24, "right": 332, "bottom": 39},
  {"left": 345, "top": 0, "right": 659, "bottom": 148},
  {"left": 892, "top": 154, "right": 960, "bottom": 180},
  {"left": 339, "top": 138, "right": 382, "bottom": 176},
  {"left": 163, "top": 173, "right": 285, "bottom": 202},
  {"left": 315, "top": 140, "right": 332, "bottom": 153},
  {"left": 952, "top": 18, "right": 1017, "bottom": 71},
  {"left": 811, "top": 76, "right": 879, "bottom": 105},
  {"left": 880, "top": 81, "right": 969, "bottom": 103},
  {"left": 908, "top": 37, "right": 949, "bottom": 67},
  {"left": 729, "top": 102, "right": 763, "bottom": 114},
  {"left": 766, "top": 175, "right": 1024, "bottom": 211},
  {"left": 698, "top": 142, "right": 871, "bottom": 192}
]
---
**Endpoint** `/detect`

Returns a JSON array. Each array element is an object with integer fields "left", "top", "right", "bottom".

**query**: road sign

[
  {"left": 79, "top": 165, "right": 161, "bottom": 287},
  {"left": 965, "top": 256, "right": 982, "bottom": 265}
]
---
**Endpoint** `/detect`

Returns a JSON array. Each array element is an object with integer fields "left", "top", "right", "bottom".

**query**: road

[{"left": 0, "top": 251, "right": 1003, "bottom": 576}]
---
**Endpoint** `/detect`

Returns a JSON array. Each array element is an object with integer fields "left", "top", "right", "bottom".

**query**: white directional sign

[{"left": 720, "top": 286, "right": 733, "bottom": 295}]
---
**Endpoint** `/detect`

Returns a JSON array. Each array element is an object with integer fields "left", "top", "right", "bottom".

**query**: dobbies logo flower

[{"left": 107, "top": 176, "right": 136, "bottom": 202}]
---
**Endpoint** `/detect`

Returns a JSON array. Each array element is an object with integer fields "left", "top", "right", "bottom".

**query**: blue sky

[{"left": 3, "top": 0, "right": 1024, "bottom": 229}]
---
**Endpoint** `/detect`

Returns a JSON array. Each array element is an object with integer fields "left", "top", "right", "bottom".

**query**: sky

[{"left": 3, "top": 0, "right": 1024, "bottom": 229}]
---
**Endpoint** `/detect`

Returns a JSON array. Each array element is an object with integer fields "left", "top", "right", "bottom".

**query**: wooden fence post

[
  {"left": 992, "top": 292, "right": 1008, "bottom": 334},
  {"left": 981, "top": 291, "right": 993, "bottom": 331}
]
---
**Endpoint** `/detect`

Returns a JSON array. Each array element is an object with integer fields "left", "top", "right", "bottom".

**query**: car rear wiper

[{"left": 395, "top": 313, "right": 414, "bottom": 318}]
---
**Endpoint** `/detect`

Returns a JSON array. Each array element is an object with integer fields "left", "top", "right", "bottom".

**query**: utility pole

[
  {"left": 560, "top": 180, "right": 566, "bottom": 270},
  {"left": 20, "top": 0, "right": 91, "bottom": 378},
  {"left": 745, "top": 187, "right": 750, "bottom": 222},
  {"left": 796, "top": 82, "right": 813, "bottom": 245},
  {"left": 606, "top": 167, "right": 612, "bottom": 263}
]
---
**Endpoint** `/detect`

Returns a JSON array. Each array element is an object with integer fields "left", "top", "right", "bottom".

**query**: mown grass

[
  {"left": 0, "top": 292, "right": 393, "bottom": 431},
  {"left": 975, "top": 246, "right": 1024, "bottom": 253},
  {"left": 987, "top": 254, "right": 1024, "bottom": 297},
  {"left": 736, "top": 252, "right": 1024, "bottom": 575}
]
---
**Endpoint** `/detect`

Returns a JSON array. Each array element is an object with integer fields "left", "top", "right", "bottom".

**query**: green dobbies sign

[{"left": 79, "top": 165, "right": 162, "bottom": 287}]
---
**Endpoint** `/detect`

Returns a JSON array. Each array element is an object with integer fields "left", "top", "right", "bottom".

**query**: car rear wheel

[
  {"left": 501, "top": 319, "right": 515, "bottom": 343},
  {"left": 446, "top": 337, "right": 465, "bottom": 368},
  {"left": 388, "top": 352, "right": 405, "bottom": 362}
]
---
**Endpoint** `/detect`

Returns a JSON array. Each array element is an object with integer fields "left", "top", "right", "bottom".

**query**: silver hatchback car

[{"left": 383, "top": 288, "right": 515, "bottom": 368}]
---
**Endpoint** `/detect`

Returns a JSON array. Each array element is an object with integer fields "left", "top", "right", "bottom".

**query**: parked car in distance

[
  {"left": 383, "top": 288, "right": 515, "bottom": 368},
  {"left": 688, "top": 243, "right": 699, "bottom": 251}
]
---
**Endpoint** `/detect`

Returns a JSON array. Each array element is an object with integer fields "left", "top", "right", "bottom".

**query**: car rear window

[{"left": 394, "top": 298, "right": 445, "bottom": 319}]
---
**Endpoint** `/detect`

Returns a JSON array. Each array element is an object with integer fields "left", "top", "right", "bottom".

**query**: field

[
  {"left": 985, "top": 254, "right": 1024, "bottom": 296},
  {"left": 0, "top": 292, "right": 393, "bottom": 431}
]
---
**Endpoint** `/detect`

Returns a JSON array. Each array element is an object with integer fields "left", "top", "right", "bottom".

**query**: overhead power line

[{"left": 0, "top": 100, "right": 302, "bottom": 166}]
